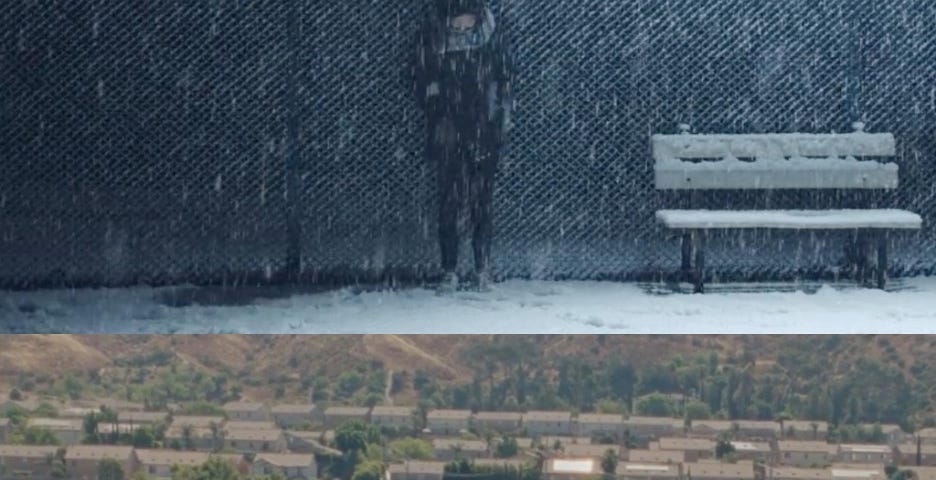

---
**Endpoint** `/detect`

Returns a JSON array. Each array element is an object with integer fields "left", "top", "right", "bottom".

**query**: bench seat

[{"left": 656, "top": 209, "right": 923, "bottom": 230}]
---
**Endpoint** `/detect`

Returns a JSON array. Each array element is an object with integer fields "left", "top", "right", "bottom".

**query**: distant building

[
  {"left": 616, "top": 462, "right": 682, "bottom": 480},
  {"left": 324, "top": 406, "right": 370, "bottom": 429},
  {"left": 0, "top": 445, "right": 60, "bottom": 479},
  {"left": 65, "top": 445, "right": 138, "bottom": 480},
  {"left": 524, "top": 411, "right": 574, "bottom": 437},
  {"left": 271, "top": 404, "right": 321, "bottom": 429},
  {"left": 387, "top": 461, "right": 447, "bottom": 480},
  {"left": 135, "top": 449, "right": 210, "bottom": 479},
  {"left": 836, "top": 444, "right": 893, "bottom": 464},
  {"left": 426, "top": 410, "right": 472, "bottom": 435},
  {"left": 576, "top": 413, "right": 625, "bottom": 438},
  {"left": 777, "top": 441, "right": 838, "bottom": 468},
  {"left": 543, "top": 457, "right": 603, "bottom": 480},
  {"left": 655, "top": 437, "right": 715, "bottom": 462},
  {"left": 432, "top": 438, "right": 488, "bottom": 461},
  {"left": 223, "top": 402, "right": 271, "bottom": 422},
  {"left": 252, "top": 453, "right": 317, "bottom": 480},
  {"left": 474, "top": 411, "right": 523, "bottom": 433},
  {"left": 370, "top": 406, "right": 414, "bottom": 431}
]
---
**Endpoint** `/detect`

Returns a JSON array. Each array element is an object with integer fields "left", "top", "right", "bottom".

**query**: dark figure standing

[{"left": 413, "top": 0, "right": 514, "bottom": 292}]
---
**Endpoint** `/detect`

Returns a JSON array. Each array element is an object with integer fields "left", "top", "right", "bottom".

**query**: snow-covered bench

[{"left": 653, "top": 123, "right": 922, "bottom": 293}]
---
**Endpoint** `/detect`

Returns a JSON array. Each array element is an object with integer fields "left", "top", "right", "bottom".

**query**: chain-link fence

[{"left": 2, "top": 0, "right": 935, "bottom": 290}]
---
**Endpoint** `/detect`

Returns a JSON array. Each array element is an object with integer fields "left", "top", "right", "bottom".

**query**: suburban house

[
  {"left": 28, "top": 417, "right": 84, "bottom": 445},
  {"left": 543, "top": 457, "right": 603, "bottom": 480},
  {"left": 918, "top": 428, "right": 936, "bottom": 445},
  {"left": 905, "top": 467, "right": 936, "bottom": 480},
  {"left": 59, "top": 406, "right": 100, "bottom": 419},
  {"left": 426, "top": 409, "right": 472, "bottom": 435},
  {"left": 689, "top": 420, "right": 734, "bottom": 438},
  {"left": 829, "top": 464, "right": 887, "bottom": 480},
  {"left": 213, "top": 453, "right": 253, "bottom": 476},
  {"left": 223, "top": 402, "right": 271, "bottom": 422},
  {"left": 0, "top": 445, "right": 60, "bottom": 479},
  {"left": 432, "top": 438, "right": 488, "bottom": 461},
  {"left": 324, "top": 406, "right": 371, "bottom": 429},
  {"left": 683, "top": 461, "right": 755, "bottom": 480},
  {"left": 782, "top": 421, "right": 829, "bottom": 441},
  {"left": 575, "top": 413, "right": 625, "bottom": 438},
  {"left": 858, "top": 424, "right": 907, "bottom": 445},
  {"left": 734, "top": 420, "right": 782, "bottom": 440},
  {"left": 615, "top": 462, "right": 682, "bottom": 480},
  {"left": 370, "top": 406, "right": 415, "bottom": 430},
  {"left": 474, "top": 459, "right": 529, "bottom": 469},
  {"left": 251, "top": 453, "right": 317, "bottom": 480},
  {"left": 222, "top": 428, "right": 287, "bottom": 453},
  {"left": 286, "top": 431, "right": 324, "bottom": 453},
  {"left": 764, "top": 467, "right": 829, "bottom": 480},
  {"left": 164, "top": 416, "right": 225, "bottom": 451},
  {"left": 271, "top": 404, "right": 321, "bottom": 429},
  {"left": 76, "top": 399, "right": 145, "bottom": 412},
  {"left": 386, "top": 461, "right": 447, "bottom": 480},
  {"left": 626, "top": 449, "right": 685, "bottom": 464},
  {"left": 225, "top": 420, "right": 279, "bottom": 431},
  {"left": 729, "top": 441, "right": 774, "bottom": 462},
  {"left": 134, "top": 449, "right": 210, "bottom": 478},
  {"left": 65, "top": 445, "right": 138, "bottom": 480},
  {"left": 98, "top": 422, "right": 149, "bottom": 436},
  {"left": 523, "top": 411, "right": 574, "bottom": 437},
  {"left": 624, "top": 417, "right": 684, "bottom": 441},
  {"left": 776, "top": 441, "right": 838, "bottom": 468},
  {"left": 896, "top": 442, "right": 936, "bottom": 466},
  {"left": 655, "top": 437, "right": 716, "bottom": 462},
  {"left": 117, "top": 411, "right": 169, "bottom": 426},
  {"left": 560, "top": 443, "right": 623, "bottom": 459},
  {"left": 836, "top": 444, "right": 893, "bottom": 464},
  {"left": 473, "top": 411, "right": 524, "bottom": 433}
]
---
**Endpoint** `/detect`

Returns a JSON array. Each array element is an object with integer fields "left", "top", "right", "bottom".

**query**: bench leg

[
  {"left": 681, "top": 231, "right": 693, "bottom": 284},
  {"left": 876, "top": 230, "right": 888, "bottom": 290},
  {"left": 693, "top": 229, "right": 706, "bottom": 294}
]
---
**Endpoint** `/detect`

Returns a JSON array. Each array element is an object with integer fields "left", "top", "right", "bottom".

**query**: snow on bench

[
  {"left": 652, "top": 123, "right": 922, "bottom": 292},
  {"left": 652, "top": 128, "right": 899, "bottom": 190},
  {"left": 656, "top": 209, "right": 923, "bottom": 230}
]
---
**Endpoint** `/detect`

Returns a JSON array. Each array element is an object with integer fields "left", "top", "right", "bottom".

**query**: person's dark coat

[{"left": 413, "top": 0, "right": 514, "bottom": 141}]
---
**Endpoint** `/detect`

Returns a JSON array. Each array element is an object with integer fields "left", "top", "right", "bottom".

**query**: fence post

[{"left": 284, "top": 1, "right": 303, "bottom": 280}]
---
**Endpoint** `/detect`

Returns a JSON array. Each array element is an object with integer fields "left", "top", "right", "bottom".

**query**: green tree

[
  {"left": 34, "top": 402, "right": 59, "bottom": 418},
  {"left": 20, "top": 426, "right": 61, "bottom": 445},
  {"left": 132, "top": 427, "right": 156, "bottom": 449},
  {"left": 171, "top": 457, "right": 241, "bottom": 480},
  {"left": 495, "top": 436, "right": 518, "bottom": 458},
  {"left": 601, "top": 448, "right": 618, "bottom": 476},
  {"left": 97, "top": 458, "right": 125, "bottom": 480},
  {"left": 389, "top": 438, "right": 433, "bottom": 460},
  {"left": 352, "top": 461, "right": 383, "bottom": 480},
  {"left": 715, "top": 438, "right": 736, "bottom": 459},
  {"left": 684, "top": 401, "right": 712, "bottom": 422},
  {"left": 635, "top": 393, "right": 674, "bottom": 417}
]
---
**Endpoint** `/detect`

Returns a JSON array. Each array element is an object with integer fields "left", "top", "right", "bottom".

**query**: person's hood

[
  {"left": 437, "top": 5, "right": 496, "bottom": 54},
  {"left": 434, "top": 0, "right": 486, "bottom": 18}
]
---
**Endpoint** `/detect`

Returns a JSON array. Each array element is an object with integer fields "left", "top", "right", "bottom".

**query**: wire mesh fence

[{"left": 1, "top": 0, "right": 935, "bottom": 289}]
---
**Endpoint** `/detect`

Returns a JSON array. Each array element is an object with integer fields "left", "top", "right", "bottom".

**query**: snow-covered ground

[{"left": 2, "top": 277, "right": 936, "bottom": 334}]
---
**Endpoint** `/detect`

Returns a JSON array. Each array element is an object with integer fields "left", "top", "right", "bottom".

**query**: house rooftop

[
  {"left": 388, "top": 461, "right": 447, "bottom": 475},
  {"left": 627, "top": 449, "right": 685, "bottom": 463},
  {"left": 135, "top": 449, "right": 210, "bottom": 466},
  {"left": 777, "top": 441, "right": 837, "bottom": 453},
  {"left": 223, "top": 402, "right": 266, "bottom": 412},
  {"left": 371, "top": 406, "right": 413, "bottom": 416},
  {"left": 615, "top": 463, "right": 680, "bottom": 477},
  {"left": 839, "top": 444, "right": 892, "bottom": 453},
  {"left": 255, "top": 453, "right": 314, "bottom": 467},
  {"left": 224, "top": 428, "right": 284, "bottom": 441},
  {"left": 271, "top": 404, "right": 317, "bottom": 414},
  {"left": 0, "top": 445, "right": 59, "bottom": 458},
  {"left": 224, "top": 420, "right": 278, "bottom": 431},
  {"left": 730, "top": 441, "right": 772, "bottom": 452},
  {"left": 685, "top": 462, "right": 754, "bottom": 479},
  {"left": 324, "top": 406, "right": 370, "bottom": 415},
  {"left": 577, "top": 413, "right": 624, "bottom": 424},
  {"left": 657, "top": 437, "right": 716, "bottom": 450},
  {"left": 426, "top": 409, "right": 472, "bottom": 420},
  {"left": 524, "top": 410, "right": 572, "bottom": 422},
  {"left": 474, "top": 411, "right": 523, "bottom": 421},
  {"left": 117, "top": 411, "right": 168, "bottom": 423},
  {"left": 65, "top": 445, "right": 135, "bottom": 460},
  {"left": 545, "top": 458, "right": 601, "bottom": 475},
  {"left": 766, "top": 467, "right": 829, "bottom": 480},
  {"left": 562, "top": 444, "right": 620, "bottom": 457},
  {"left": 170, "top": 416, "right": 225, "bottom": 427}
]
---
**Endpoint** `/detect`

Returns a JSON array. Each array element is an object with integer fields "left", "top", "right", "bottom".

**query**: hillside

[{"left": 1, "top": 335, "right": 934, "bottom": 426}]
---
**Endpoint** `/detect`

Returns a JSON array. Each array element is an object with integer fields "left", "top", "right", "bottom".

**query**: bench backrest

[{"left": 653, "top": 130, "right": 899, "bottom": 190}]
